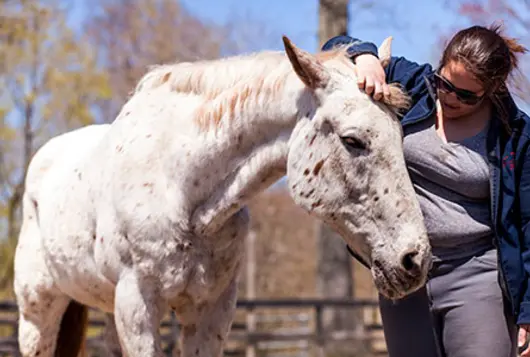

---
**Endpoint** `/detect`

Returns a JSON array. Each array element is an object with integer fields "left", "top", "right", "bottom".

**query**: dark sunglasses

[{"left": 433, "top": 71, "right": 485, "bottom": 106}]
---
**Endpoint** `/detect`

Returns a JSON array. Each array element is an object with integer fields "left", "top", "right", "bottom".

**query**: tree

[
  {"left": 318, "top": 0, "right": 350, "bottom": 48},
  {"left": 0, "top": 0, "right": 111, "bottom": 291},
  {"left": 84, "top": 0, "right": 228, "bottom": 121}
]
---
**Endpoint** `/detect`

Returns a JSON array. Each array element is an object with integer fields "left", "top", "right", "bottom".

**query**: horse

[{"left": 13, "top": 36, "right": 432, "bottom": 357}]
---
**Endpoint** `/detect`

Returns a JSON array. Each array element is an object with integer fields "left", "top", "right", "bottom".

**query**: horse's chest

[
  {"left": 165, "top": 238, "right": 244, "bottom": 323},
  {"left": 152, "top": 235, "right": 244, "bottom": 301}
]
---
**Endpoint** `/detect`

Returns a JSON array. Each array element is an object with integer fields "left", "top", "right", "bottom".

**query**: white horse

[{"left": 13, "top": 36, "right": 432, "bottom": 357}]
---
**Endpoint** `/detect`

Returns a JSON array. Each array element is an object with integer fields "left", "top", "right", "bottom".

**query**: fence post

[
  {"left": 246, "top": 231, "right": 257, "bottom": 357},
  {"left": 315, "top": 304, "right": 324, "bottom": 357}
]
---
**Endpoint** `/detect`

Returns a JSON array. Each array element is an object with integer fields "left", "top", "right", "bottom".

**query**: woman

[{"left": 322, "top": 24, "right": 530, "bottom": 357}]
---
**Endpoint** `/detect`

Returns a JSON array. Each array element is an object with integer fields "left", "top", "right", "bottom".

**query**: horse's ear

[
  {"left": 378, "top": 36, "right": 393, "bottom": 69},
  {"left": 283, "top": 35, "right": 330, "bottom": 90}
]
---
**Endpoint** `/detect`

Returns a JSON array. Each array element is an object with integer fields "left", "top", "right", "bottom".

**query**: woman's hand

[
  {"left": 354, "top": 54, "right": 390, "bottom": 102},
  {"left": 519, "top": 325, "right": 530, "bottom": 356}
]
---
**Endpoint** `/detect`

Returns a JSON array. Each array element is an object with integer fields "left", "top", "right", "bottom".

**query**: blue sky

[
  {"left": 178, "top": 0, "right": 467, "bottom": 66},
  {"left": 67, "top": 0, "right": 528, "bottom": 111},
  {"left": 65, "top": 0, "right": 500, "bottom": 71}
]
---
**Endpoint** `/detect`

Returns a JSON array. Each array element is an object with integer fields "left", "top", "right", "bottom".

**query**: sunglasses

[{"left": 433, "top": 71, "right": 485, "bottom": 106}]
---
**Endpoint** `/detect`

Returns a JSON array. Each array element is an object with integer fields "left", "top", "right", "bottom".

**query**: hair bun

[{"left": 489, "top": 22, "right": 528, "bottom": 69}]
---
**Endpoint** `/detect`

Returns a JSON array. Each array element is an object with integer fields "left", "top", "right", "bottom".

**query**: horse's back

[
  {"left": 25, "top": 124, "right": 111, "bottom": 202},
  {"left": 14, "top": 124, "right": 111, "bottom": 307}
]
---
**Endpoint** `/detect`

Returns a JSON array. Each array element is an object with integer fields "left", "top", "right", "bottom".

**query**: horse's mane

[
  {"left": 134, "top": 50, "right": 289, "bottom": 99},
  {"left": 133, "top": 46, "right": 410, "bottom": 130}
]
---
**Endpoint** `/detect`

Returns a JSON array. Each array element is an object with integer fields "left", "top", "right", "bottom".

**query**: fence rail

[{"left": 0, "top": 298, "right": 385, "bottom": 357}]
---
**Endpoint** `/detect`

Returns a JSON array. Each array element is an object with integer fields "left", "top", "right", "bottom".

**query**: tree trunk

[{"left": 318, "top": 0, "right": 349, "bottom": 48}]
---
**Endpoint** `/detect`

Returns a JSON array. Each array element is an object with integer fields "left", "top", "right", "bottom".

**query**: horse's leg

[
  {"left": 16, "top": 294, "right": 70, "bottom": 357},
  {"left": 113, "top": 271, "right": 165, "bottom": 357},
  {"left": 102, "top": 313, "right": 125, "bottom": 357},
  {"left": 180, "top": 277, "right": 238, "bottom": 357},
  {"left": 14, "top": 194, "right": 88, "bottom": 357},
  {"left": 15, "top": 265, "right": 88, "bottom": 357}
]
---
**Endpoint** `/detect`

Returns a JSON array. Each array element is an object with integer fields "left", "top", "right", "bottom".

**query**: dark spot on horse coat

[
  {"left": 384, "top": 188, "right": 389, "bottom": 194},
  {"left": 309, "top": 134, "right": 317, "bottom": 146},
  {"left": 313, "top": 160, "right": 324, "bottom": 175},
  {"left": 303, "top": 169, "right": 310, "bottom": 175},
  {"left": 311, "top": 200, "right": 322, "bottom": 209},
  {"left": 193, "top": 180, "right": 199, "bottom": 187}
]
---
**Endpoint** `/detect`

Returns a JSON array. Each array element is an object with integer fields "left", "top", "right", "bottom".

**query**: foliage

[
  {"left": 0, "top": 0, "right": 111, "bottom": 291},
  {"left": 84, "top": 0, "right": 228, "bottom": 120}
]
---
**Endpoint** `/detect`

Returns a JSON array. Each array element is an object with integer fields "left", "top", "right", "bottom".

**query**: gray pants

[{"left": 379, "top": 248, "right": 518, "bottom": 357}]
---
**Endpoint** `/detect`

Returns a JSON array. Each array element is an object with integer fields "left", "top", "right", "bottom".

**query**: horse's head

[{"left": 283, "top": 36, "right": 432, "bottom": 300}]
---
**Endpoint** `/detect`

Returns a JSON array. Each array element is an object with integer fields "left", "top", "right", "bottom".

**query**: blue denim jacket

[{"left": 322, "top": 35, "right": 530, "bottom": 325}]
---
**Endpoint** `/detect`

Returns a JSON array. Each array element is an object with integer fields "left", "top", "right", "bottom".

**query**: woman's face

[{"left": 435, "top": 60, "right": 487, "bottom": 119}]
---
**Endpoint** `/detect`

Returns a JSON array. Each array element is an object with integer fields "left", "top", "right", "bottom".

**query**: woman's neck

[{"left": 435, "top": 99, "right": 492, "bottom": 143}]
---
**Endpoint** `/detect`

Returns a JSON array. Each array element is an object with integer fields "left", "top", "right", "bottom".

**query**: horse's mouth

[{"left": 371, "top": 263, "right": 423, "bottom": 300}]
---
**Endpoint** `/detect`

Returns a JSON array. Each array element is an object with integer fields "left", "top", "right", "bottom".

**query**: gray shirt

[{"left": 403, "top": 116, "right": 494, "bottom": 261}]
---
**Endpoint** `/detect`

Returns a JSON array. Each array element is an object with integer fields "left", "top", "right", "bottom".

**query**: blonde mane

[
  {"left": 134, "top": 50, "right": 289, "bottom": 98},
  {"left": 134, "top": 46, "right": 410, "bottom": 131}
]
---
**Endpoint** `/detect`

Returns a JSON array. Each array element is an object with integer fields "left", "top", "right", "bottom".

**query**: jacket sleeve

[
  {"left": 321, "top": 35, "right": 434, "bottom": 102},
  {"left": 516, "top": 140, "right": 530, "bottom": 325}
]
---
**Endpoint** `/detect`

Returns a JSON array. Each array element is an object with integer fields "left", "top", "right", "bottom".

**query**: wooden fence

[{"left": 0, "top": 298, "right": 386, "bottom": 357}]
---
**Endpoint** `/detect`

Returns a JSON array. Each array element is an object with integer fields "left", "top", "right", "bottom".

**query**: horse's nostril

[{"left": 401, "top": 249, "right": 420, "bottom": 272}]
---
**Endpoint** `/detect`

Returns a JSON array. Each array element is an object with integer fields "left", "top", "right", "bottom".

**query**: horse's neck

[{"left": 191, "top": 76, "right": 314, "bottom": 237}]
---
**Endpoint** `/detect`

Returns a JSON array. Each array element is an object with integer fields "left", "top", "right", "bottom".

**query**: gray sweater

[{"left": 403, "top": 116, "right": 494, "bottom": 262}]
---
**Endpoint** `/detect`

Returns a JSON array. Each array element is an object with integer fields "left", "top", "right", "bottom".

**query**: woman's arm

[
  {"left": 516, "top": 141, "right": 530, "bottom": 356},
  {"left": 321, "top": 35, "right": 434, "bottom": 103},
  {"left": 517, "top": 142, "right": 530, "bottom": 324}
]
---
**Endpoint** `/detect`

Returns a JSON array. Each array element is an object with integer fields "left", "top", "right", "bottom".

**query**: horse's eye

[{"left": 340, "top": 136, "right": 366, "bottom": 150}]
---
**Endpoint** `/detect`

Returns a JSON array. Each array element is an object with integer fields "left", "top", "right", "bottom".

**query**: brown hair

[{"left": 439, "top": 23, "right": 528, "bottom": 132}]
